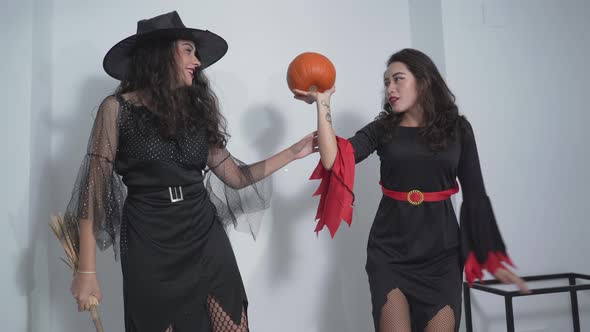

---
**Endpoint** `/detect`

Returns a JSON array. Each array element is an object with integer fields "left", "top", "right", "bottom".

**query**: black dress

[
  {"left": 345, "top": 118, "right": 506, "bottom": 331},
  {"left": 64, "top": 94, "right": 269, "bottom": 331}
]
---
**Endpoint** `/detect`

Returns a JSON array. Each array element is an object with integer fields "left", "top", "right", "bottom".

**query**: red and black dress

[{"left": 311, "top": 117, "right": 513, "bottom": 331}]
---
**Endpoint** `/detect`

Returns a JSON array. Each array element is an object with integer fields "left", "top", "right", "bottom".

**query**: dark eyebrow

[{"left": 392, "top": 72, "right": 406, "bottom": 76}]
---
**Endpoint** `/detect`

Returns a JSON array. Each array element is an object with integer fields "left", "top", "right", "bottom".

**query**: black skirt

[
  {"left": 366, "top": 246, "right": 462, "bottom": 331},
  {"left": 121, "top": 182, "right": 247, "bottom": 332},
  {"left": 345, "top": 120, "right": 505, "bottom": 331}
]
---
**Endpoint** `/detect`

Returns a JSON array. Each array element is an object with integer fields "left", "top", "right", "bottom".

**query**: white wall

[
  {"left": 2, "top": 0, "right": 589, "bottom": 331},
  {"left": 0, "top": 1, "right": 33, "bottom": 331},
  {"left": 442, "top": 0, "right": 590, "bottom": 331},
  {"left": 44, "top": 1, "right": 410, "bottom": 332}
]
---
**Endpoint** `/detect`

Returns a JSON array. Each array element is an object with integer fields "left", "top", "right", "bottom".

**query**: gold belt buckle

[{"left": 407, "top": 189, "right": 424, "bottom": 205}]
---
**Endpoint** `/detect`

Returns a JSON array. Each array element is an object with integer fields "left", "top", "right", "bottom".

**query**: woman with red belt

[{"left": 294, "top": 48, "right": 529, "bottom": 332}]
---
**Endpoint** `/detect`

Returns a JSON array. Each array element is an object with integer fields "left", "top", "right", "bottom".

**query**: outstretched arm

[
  {"left": 293, "top": 86, "right": 337, "bottom": 169},
  {"left": 207, "top": 132, "right": 317, "bottom": 189}
]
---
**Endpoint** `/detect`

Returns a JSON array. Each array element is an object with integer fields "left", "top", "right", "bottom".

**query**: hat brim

[{"left": 103, "top": 28, "right": 228, "bottom": 80}]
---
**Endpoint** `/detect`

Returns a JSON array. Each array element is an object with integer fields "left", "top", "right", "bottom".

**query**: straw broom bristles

[{"left": 49, "top": 213, "right": 105, "bottom": 332}]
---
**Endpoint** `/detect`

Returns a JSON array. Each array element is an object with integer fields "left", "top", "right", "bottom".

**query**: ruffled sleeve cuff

[
  {"left": 461, "top": 195, "right": 515, "bottom": 286},
  {"left": 464, "top": 251, "right": 516, "bottom": 286},
  {"left": 309, "top": 137, "right": 356, "bottom": 238}
]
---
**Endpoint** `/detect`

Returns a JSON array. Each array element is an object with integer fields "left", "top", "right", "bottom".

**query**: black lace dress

[{"left": 64, "top": 94, "right": 270, "bottom": 331}]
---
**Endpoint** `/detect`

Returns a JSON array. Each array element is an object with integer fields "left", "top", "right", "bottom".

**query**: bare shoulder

[{"left": 100, "top": 95, "right": 119, "bottom": 110}]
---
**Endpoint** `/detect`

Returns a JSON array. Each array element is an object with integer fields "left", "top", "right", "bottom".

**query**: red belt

[{"left": 380, "top": 181, "right": 459, "bottom": 205}]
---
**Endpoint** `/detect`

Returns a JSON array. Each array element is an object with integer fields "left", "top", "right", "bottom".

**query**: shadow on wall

[{"left": 47, "top": 73, "right": 123, "bottom": 332}]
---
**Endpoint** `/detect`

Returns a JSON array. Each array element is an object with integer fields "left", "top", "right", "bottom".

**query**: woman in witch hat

[{"left": 65, "top": 10, "right": 317, "bottom": 332}]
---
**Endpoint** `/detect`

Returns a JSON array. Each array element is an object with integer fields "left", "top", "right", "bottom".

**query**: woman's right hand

[
  {"left": 71, "top": 273, "right": 102, "bottom": 312},
  {"left": 292, "top": 86, "right": 336, "bottom": 105}
]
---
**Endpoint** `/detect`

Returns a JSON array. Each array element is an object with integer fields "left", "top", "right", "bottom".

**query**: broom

[{"left": 49, "top": 213, "right": 105, "bottom": 332}]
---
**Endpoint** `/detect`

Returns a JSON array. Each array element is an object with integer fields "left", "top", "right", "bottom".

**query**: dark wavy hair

[
  {"left": 116, "top": 37, "right": 228, "bottom": 147},
  {"left": 376, "top": 48, "right": 463, "bottom": 151}
]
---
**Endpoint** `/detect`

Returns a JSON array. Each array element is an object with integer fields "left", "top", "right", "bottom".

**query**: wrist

[
  {"left": 317, "top": 98, "right": 330, "bottom": 108},
  {"left": 76, "top": 262, "right": 97, "bottom": 274},
  {"left": 287, "top": 145, "right": 298, "bottom": 160}
]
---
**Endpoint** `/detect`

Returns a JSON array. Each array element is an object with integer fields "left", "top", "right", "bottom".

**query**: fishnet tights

[
  {"left": 379, "top": 289, "right": 456, "bottom": 332},
  {"left": 207, "top": 295, "right": 249, "bottom": 332},
  {"left": 425, "top": 305, "right": 455, "bottom": 332},
  {"left": 380, "top": 289, "right": 411, "bottom": 332},
  {"left": 162, "top": 295, "right": 248, "bottom": 332}
]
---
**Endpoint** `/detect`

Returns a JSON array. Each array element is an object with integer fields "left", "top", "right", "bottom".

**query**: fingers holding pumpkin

[
  {"left": 292, "top": 88, "right": 316, "bottom": 103},
  {"left": 292, "top": 85, "right": 335, "bottom": 104}
]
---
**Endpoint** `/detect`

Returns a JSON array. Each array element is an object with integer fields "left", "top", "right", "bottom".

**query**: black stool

[{"left": 464, "top": 273, "right": 590, "bottom": 332}]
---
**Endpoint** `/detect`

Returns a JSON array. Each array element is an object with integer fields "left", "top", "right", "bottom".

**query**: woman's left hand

[
  {"left": 292, "top": 86, "right": 336, "bottom": 105},
  {"left": 493, "top": 268, "right": 531, "bottom": 294},
  {"left": 290, "top": 131, "right": 319, "bottom": 160}
]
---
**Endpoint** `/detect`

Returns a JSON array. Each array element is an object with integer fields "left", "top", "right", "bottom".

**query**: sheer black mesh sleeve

[
  {"left": 205, "top": 146, "right": 272, "bottom": 239},
  {"left": 63, "top": 95, "right": 126, "bottom": 258}
]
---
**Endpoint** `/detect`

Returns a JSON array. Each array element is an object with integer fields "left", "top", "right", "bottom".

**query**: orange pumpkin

[{"left": 287, "top": 52, "right": 336, "bottom": 93}]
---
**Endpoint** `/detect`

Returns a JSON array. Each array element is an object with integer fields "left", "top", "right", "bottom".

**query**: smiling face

[
  {"left": 174, "top": 39, "right": 201, "bottom": 86},
  {"left": 383, "top": 61, "right": 419, "bottom": 114}
]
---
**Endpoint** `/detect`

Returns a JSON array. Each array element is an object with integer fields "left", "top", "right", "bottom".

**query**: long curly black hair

[
  {"left": 376, "top": 48, "right": 463, "bottom": 151},
  {"left": 116, "top": 37, "right": 229, "bottom": 148}
]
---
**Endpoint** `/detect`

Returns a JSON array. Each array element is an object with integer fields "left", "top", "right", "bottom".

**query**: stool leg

[
  {"left": 505, "top": 296, "right": 515, "bottom": 332},
  {"left": 569, "top": 276, "right": 581, "bottom": 332},
  {"left": 464, "top": 283, "right": 473, "bottom": 332}
]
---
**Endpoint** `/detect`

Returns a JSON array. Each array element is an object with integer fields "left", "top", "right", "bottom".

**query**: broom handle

[{"left": 87, "top": 296, "right": 104, "bottom": 332}]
